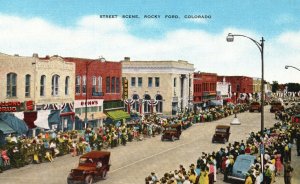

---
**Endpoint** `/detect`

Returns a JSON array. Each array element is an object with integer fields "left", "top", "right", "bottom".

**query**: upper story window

[
  {"left": 237, "top": 84, "right": 240, "bottom": 92},
  {"left": 65, "top": 76, "right": 70, "bottom": 95},
  {"left": 106, "top": 77, "right": 110, "bottom": 93},
  {"left": 148, "top": 77, "right": 153, "bottom": 87},
  {"left": 76, "top": 76, "right": 81, "bottom": 94},
  {"left": 92, "top": 76, "right": 97, "bottom": 93},
  {"left": 25, "top": 74, "right": 31, "bottom": 97},
  {"left": 116, "top": 77, "right": 120, "bottom": 93},
  {"left": 98, "top": 76, "right": 102, "bottom": 92},
  {"left": 155, "top": 77, "right": 160, "bottom": 87},
  {"left": 40, "top": 75, "right": 46, "bottom": 96},
  {"left": 131, "top": 77, "right": 136, "bottom": 87},
  {"left": 82, "top": 75, "right": 86, "bottom": 94},
  {"left": 7, "top": 73, "right": 17, "bottom": 97},
  {"left": 111, "top": 77, "right": 116, "bottom": 93},
  {"left": 51, "top": 74, "right": 60, "bottom": 96},
  {"left": 138, "top": 77, "right": 142, "bottom": 87},
  {"left": 174, "top": 78, "right": 176, "bottom": 87}
]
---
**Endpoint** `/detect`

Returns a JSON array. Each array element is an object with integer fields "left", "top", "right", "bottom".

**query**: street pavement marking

[{"left": 110, "top": 142, "right": 190, "bottom": 173}]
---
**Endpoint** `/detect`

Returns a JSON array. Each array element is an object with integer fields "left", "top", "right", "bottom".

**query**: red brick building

[
  {"left": 217, "top": 76, "right": 253, "bottom": 103},
  {"left": 64, "top": 57, "right": 125, "bottom": 128},
  {"left": 193, "top": 72, "right": 217, "bottom": 105}
]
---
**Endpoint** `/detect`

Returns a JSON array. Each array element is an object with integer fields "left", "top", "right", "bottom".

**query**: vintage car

[
  {"left": 212, "top": 125, "right": 230, "bottom": 143},
  {"left": 270, "top": 101, "right": 284, "bottom": 113},
  {"left": 249, "top": 101, "right": 261, "bottom": 112},
  {"left": 161, "top": 123, "right": 182, "bottom": 141},
  {"left": 228, "top": 154, "right": 262, "bottom": 182},
  {"left": 67, "top": 151, "right": 111, "bottom": 184}
]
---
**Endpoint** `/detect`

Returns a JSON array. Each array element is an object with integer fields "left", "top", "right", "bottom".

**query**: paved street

[{"left": 0, "top": 106, "right": 299, "bottom": 184}]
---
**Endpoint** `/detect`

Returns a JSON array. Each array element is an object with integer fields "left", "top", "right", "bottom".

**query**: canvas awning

[
  {"left": 78, "top": 112, "right": 107, "bottom": 121},
  {"left": 35, "top": 110, "right": 51, "bottom": 129},
  {"left": 106, "top": 110, "right": 130, "bottom": 120},
  {"left": 0, "top": 120, "right": 15, "bottom": 134}
]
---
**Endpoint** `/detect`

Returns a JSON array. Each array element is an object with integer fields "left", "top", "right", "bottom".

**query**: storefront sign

[
  {"left": 0, "top": 101, "right": 22, "bottom": 112},
  {"left": 80, "top": 100, "right": 98, "bottom": 106}
]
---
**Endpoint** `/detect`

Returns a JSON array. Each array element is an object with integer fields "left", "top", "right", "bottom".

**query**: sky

[{"left": 0, "top": 0, "right": 299, "bottom": 83}]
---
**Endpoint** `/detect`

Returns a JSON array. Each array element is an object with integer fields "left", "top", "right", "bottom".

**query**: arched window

[
  {"left": 65, "top": 76, "right": 70, "bottom": 95},
  {"left": 144, "top": 94, "right": 151, "bottom": 113},
  {"left": 156, "top": 95, "right": 163, "bottom": 113},
  {"left": 92, "top": 76, "right": 97, "bottom": 93},
  {"left": 7, "top": 73, "right": 17, "bottom": 97},
  {"left": 75, "top": 75, "right": 81, "bottom": 94},
  {"left": 98, "top": 76, "right": 102, "bottom": 92},
  {"left": 52, "top": 74, "right": 60, "bottom": 96},
  {"left": 25, "top": 74, "right": 31, "bottom": 97},
  {"left": 132, "top": 94, "right": 139, "bottom": 112},
  {"left": 40, "top": 75, "right": 46, "bottom": 96}
]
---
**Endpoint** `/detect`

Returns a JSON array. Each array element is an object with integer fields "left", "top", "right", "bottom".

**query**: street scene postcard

[{"left": 0, "top": 1, "right": 299, "bottom": 184}]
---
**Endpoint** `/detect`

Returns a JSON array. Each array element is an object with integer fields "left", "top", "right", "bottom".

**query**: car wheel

[
  {"left": 102, "top": 170, "right": 107, "bottom": 180},
  {"left": 171, "top": 136, "right": 175, "bottom": 141},
  {"left": 85, "top": 175, "right": 93, "bottom": 184}
]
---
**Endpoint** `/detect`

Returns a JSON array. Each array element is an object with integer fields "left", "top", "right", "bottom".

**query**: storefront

[{"left": 74, "top": 99, "right": 106, "bottom": 129}]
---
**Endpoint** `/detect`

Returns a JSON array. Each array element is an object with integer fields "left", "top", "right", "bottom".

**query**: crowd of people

[
  {"left": 145, "top": 102, "right": 300, "bottom": 184},
  {"left": 0, "top": 103, "right": 250, "bottom": 174}
]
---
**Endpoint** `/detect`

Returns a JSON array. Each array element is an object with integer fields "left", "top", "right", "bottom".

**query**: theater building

[{"left": 122, "top": 57, "right": 194, "bottom": 116}]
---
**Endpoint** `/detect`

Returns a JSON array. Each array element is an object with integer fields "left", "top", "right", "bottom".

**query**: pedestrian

[{"left": 284, "top": 161, "right": 293, "bottom": 184}]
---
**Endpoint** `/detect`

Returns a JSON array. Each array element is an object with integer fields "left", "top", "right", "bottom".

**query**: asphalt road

[{"left": 0, "top": 106, "right": 299, "bottom": 184}]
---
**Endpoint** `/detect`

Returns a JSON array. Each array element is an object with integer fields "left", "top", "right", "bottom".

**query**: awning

[
  {"left": 35, "top": 110, "right": 51, "bottom": 129},
  {"left": 0, "top": 120, "right": 16, "bottom": 134},
  {"left": 78, "top": 112, "right": 107, "bottom": 121},
  {"left": 0, "top": 113, "right": 28, "bottom": 134},
  {"left": 106, "top": 110, "right": 130, "bottom": 120}
]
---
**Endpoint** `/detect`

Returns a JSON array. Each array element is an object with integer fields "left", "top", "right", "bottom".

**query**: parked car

[
  {"left": 270, "top": 102, "right": 284, "bottom": 113},
  {"left": 67, "top": 151, "right": 111, "bottom": 184},
  {"left": 212, "top": 125, "right": 230, "bottom": 143},
  {"left": 228, "top": 154, "right": 262, "bottom": 182},
  {"left": 161, "top": 123, "right": 182, "bottom": 141},
  {"left": 249, "top": 101, "right": 261, "bottom": 112}
]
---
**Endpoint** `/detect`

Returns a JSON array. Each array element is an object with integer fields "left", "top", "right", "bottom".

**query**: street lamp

[
  {"left": 226, "top": 33, "right": 265, "bottom": 173},
  {"left": 84, "top": 56, "right": 106, "bottom": 129},
  {"left": 285, "top": 65, "right": 300, "bottom": 71}
]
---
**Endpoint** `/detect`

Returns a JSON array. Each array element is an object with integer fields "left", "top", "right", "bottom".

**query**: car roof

[
  {"left": 80, "top": 151, "right": 110, "bottom": 159},
  {"left": 216, "top": 125, "right": 230, "bottom": 129}
]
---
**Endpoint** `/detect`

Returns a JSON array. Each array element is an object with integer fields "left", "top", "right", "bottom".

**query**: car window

[{"left": 215, "top": 128, "right": 227, "bottom": 133}]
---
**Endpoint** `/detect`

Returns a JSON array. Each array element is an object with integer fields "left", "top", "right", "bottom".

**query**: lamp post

[
  {"left": 285, "top": 65, "right": 300, "bottom": 71},
  {"left": 84, "top": 56, "right": 105, "bottom": 129},
  {"left": 226, "top": 33, "right": 265, "bottom": 173}
]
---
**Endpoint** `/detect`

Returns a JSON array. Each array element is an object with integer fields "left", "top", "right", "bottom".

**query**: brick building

[
  {"left": 64, "top": 57, "right": 125, "bottom": 128},
  {"left": 193, "top": 72, "right": 217, "bottom": 107}
]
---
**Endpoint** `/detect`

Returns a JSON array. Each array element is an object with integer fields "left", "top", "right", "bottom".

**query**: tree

[
  {"left": 286, "top": 83, "right": 300, "bottom": 92},
  {"left": 272, "top": 81, "right": 279, "bottom": 93}
]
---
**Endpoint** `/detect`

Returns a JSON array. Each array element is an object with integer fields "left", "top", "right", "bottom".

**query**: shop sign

[
  {"left": 80, "top": 100, "right": 98, "bottom": 106},
  {"left": 0, "top": 101, "right": 22, "bottom": 112}
]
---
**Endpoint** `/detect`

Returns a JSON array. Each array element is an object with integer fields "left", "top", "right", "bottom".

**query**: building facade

[
  {"left": 64, "top": 57, "right": 124, "bottom": 128},
  {"left": 216, "top": 77, "right": 232, "bottom": 100},
  {"left": 122, "top": 57, "right": 194, "bottom": 116},
  {"left": 193, "top": 72, "right": 217, "bottom": 106}
]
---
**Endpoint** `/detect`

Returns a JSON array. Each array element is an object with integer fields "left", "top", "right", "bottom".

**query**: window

[
  {"left": 173, "top": 78, "right": 176, "bottom": 87},
  {"left": 116, "top": 78, "right": 120, "bottom": 93},
  {"left": 82, "top": 75, "right": 86, "bottom": 94},
  {"left": 92, "top": 76, "right": 97, "bottom": 93},
  {"left": 138, "top": 77, "right": 142, "bottom": 87},
  {"left": 65, "top": 76, "right": 70, "bottom": 95},
  {"left": 111, "top": 77, "right": 115, "bottom": 93},
  {"left": 144, "top": 94, "right": 151, "bottom": 113},
  {"left": 51, "top": 75, "right": 60, "bottom": 96},
  {"left": 133, "top": 94, "right": 139, "bottom": 112},
  {"left": 156, "top": 95, "right": 163, "bottom": 113},
  {"left": 148, "top": 77, "right": 153, "bottom": 87},
  {"left": 98, "top": 76, "right": 102, "bottom": 92},
  {"left": 106, "top": 77, "right": 110, "bottom": 93},
  {"left": 7, "top": 73, "right": 17, "bottom": 97},
  {"left": 237, "top": 84, "right": 240, "bottom": 92},
  {"left": 25, "top": 74, "right": 31, "bottom": 97},
  {"left": 40, "top": 75, "right": 46, "bottom": 96},
  {"left": 155, "top": 77, "right": 160, "bottom": 87},
  {"left": 76, "top": 76, "right": 81, "bottom": 94},
  {"left": 131, "top": 77, "right": 136, "bottom": 87}
]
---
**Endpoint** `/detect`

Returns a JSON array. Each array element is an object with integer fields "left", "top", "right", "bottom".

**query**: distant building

[
  {"left": 121, "top": 57, "right": 194, "bottom": 116},
  {"left": 216, "top": 77, "right": 232, "bottom": 100}
]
